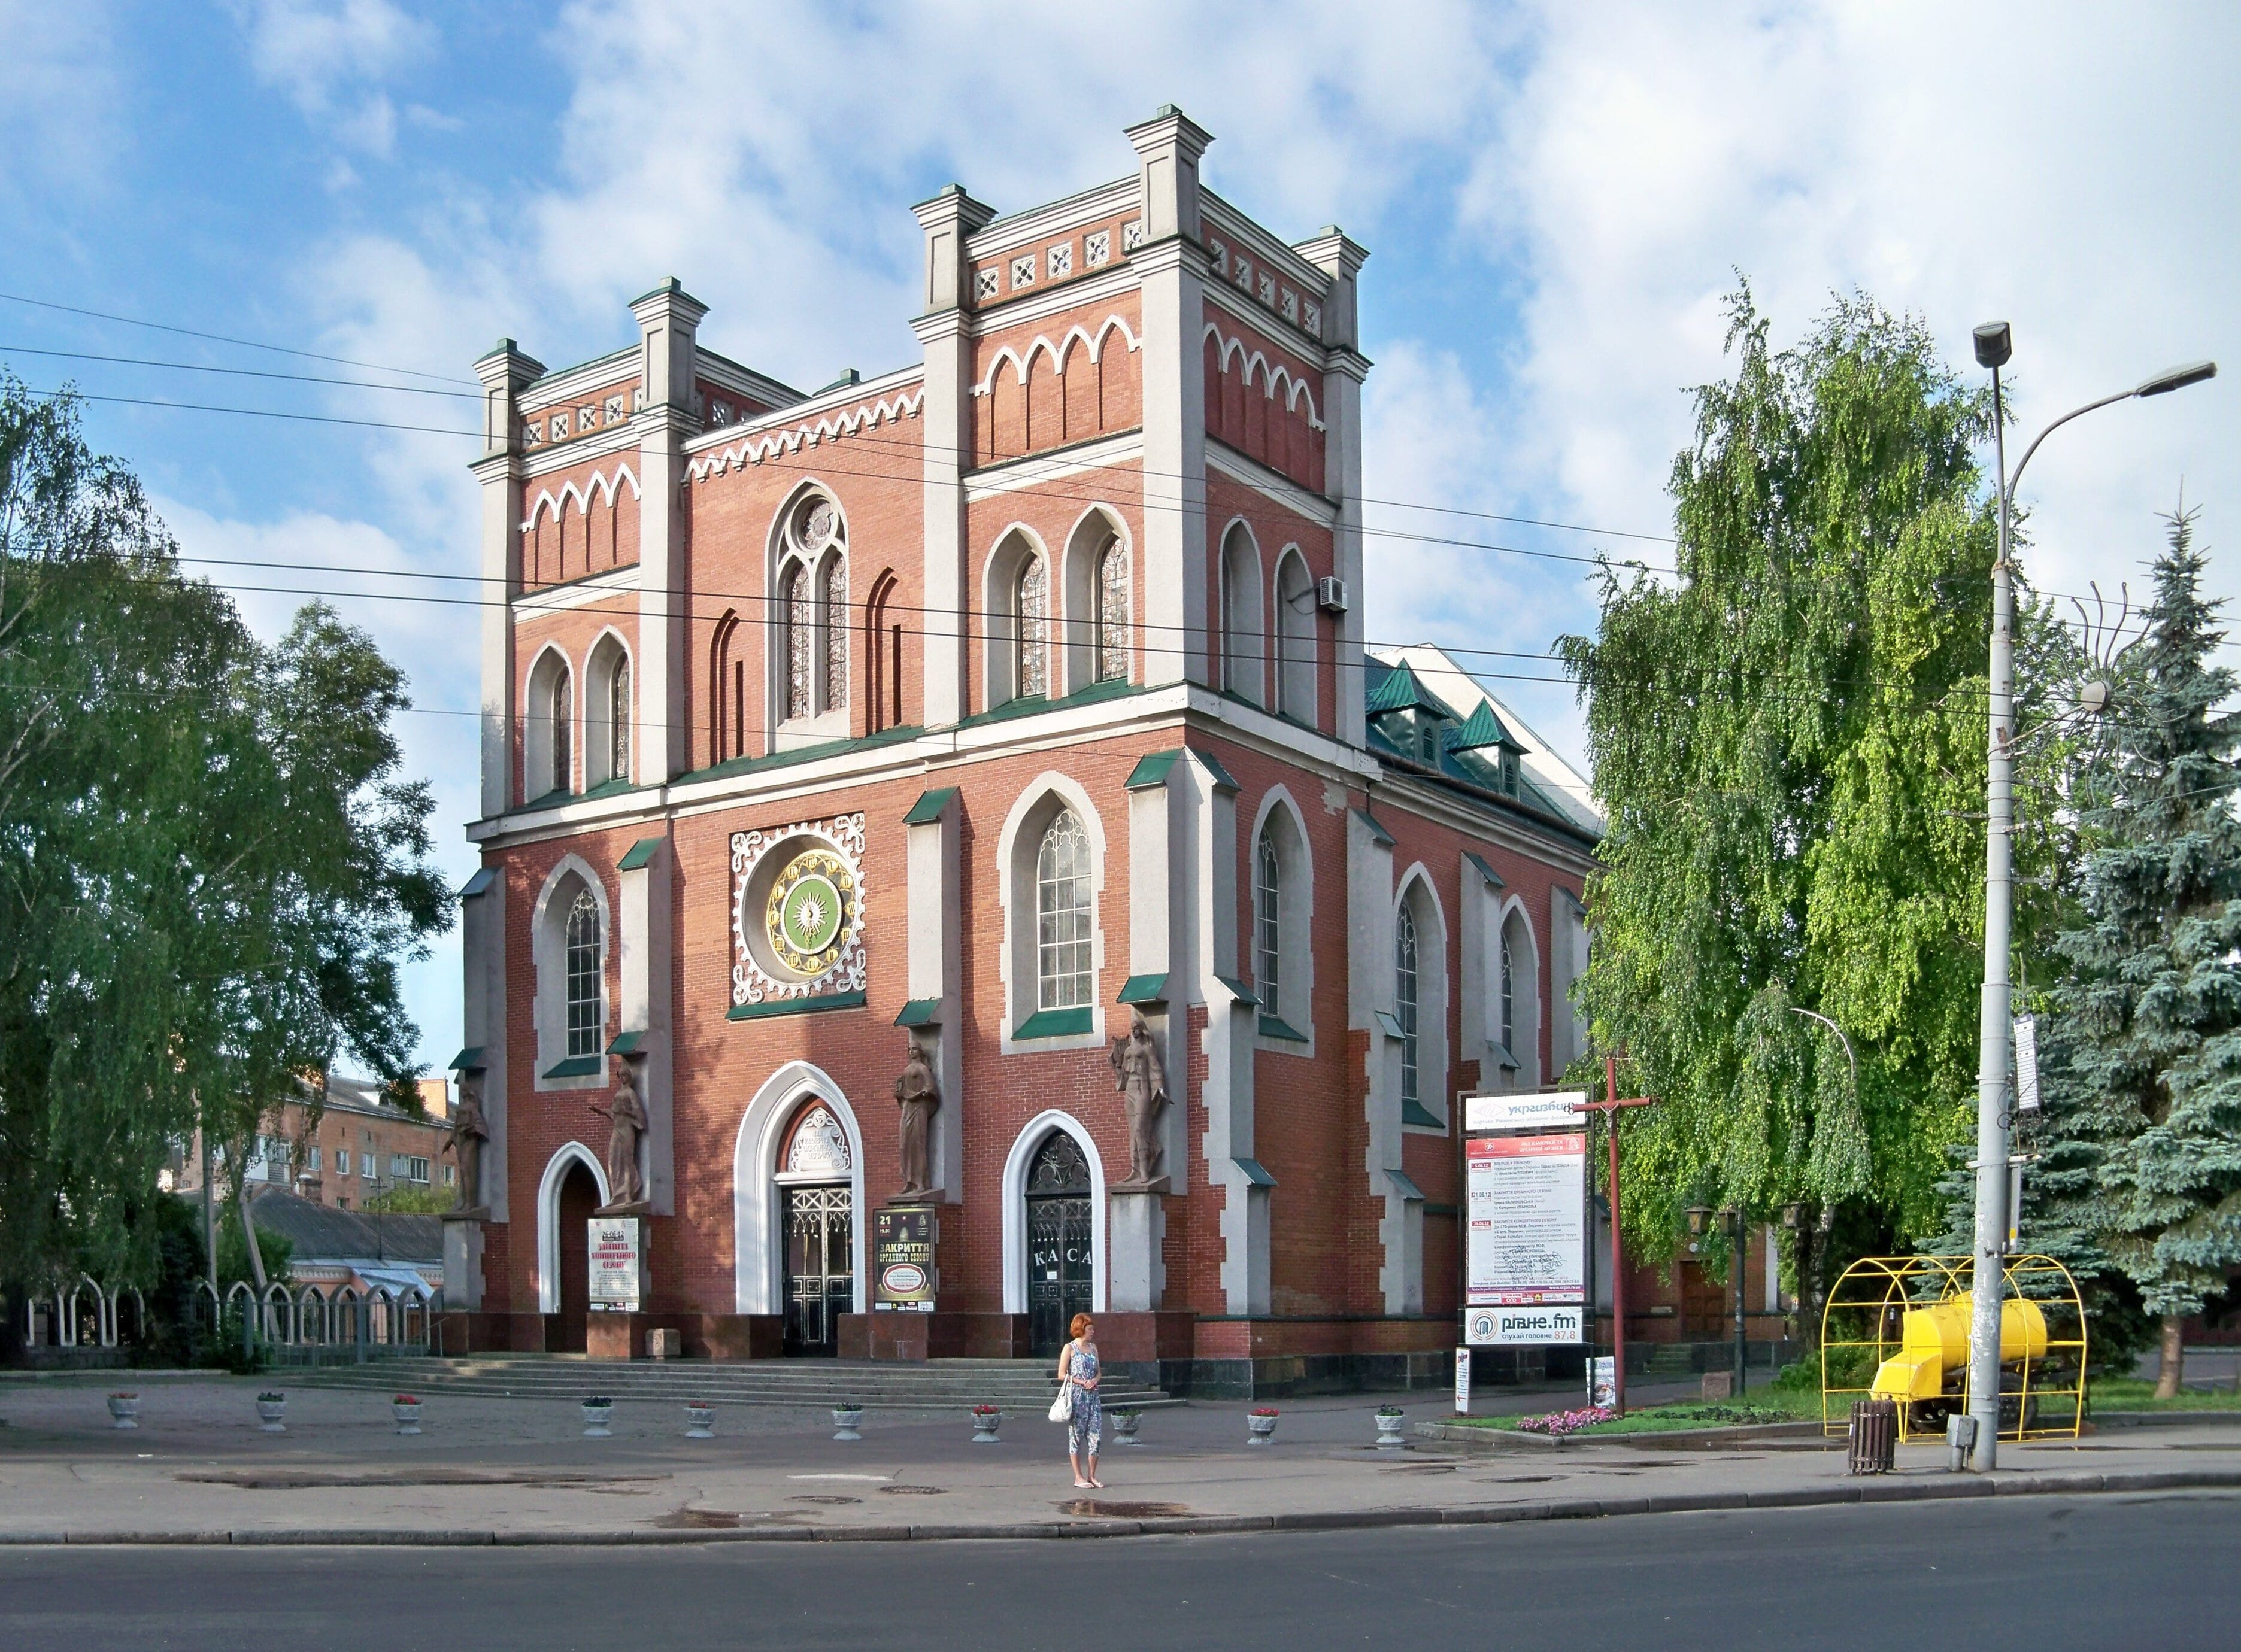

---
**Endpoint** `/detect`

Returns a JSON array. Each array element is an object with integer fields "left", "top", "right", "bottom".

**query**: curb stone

[{"left": 8, "top": 1469, "right": 2239, "bottom": 1548}]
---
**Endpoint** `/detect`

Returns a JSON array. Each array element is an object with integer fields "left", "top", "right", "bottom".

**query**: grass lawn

[
  {"left": 2087, "top": 1377, "right": 2241, "bottom": 1412},
  {"left": 1454, "top": 1384, "right": 1827, "bottom": 1437}
]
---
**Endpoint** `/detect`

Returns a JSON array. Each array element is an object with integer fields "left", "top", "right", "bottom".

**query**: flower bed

[{"left": 1511, "top": 1404, "right": 1617, "bottom": 1437}]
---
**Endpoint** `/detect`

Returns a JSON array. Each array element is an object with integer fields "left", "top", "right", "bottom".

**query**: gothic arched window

[
  {"left": 564, "top": 888, "right": 602, "bottom": 1058},
  {"left": 607, "top": 654, "right": 630, "bottom": 784},
  {"left": 1035, "top": 808, "right": 1092, "bottom": 1009},
  {"left": 1016, "top": 554, "right": 1048, "bottom": 699},
  {"left": 550, "top": 661, "right": 573, "bottom": 794},
  {"left": 1396, "top": 901, "right": 1420, "bottom": 1109},
  {"left": 1500, "top": 930, "right": 1515, "bottom": 1054},
  {"left": 1095, "top": 537, "right": 1130, "bottom": 682},
  {"left": 1255, "top": 828, "right": 1281, "bottom": 1003}
]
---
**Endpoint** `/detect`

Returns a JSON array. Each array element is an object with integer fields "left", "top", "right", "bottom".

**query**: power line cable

[
  {"left": 0, "top": 345, "right": 481, "bottom": 400},
  {"left": 0, "top": 290, "right": 475, "bottom": 386}
]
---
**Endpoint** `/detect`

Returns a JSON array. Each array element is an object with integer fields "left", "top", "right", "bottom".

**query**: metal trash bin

[{"left": 1849, "top": 1398, "right": 1897, "bottom": 1475}]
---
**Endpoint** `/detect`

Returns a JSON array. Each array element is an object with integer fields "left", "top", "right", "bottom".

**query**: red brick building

[{"left": 450, "top": 108, "right": 1603, "bottom": 1393}]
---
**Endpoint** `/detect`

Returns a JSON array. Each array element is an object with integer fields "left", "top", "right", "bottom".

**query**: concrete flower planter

[
  {"left": 1109, "top": 1410, "right": 1142, "bottom": 1446},
  {"left": 1375, "top": 1408, "right": 1408, "bottom": 1448},
  {"left": 1247, "top": 1410, "right": 1279, "bottom": 1446},
  {"left": 255, "top": 1394, "right": 287, "bottom": 1434},
  {"left": 971, "top": 1407, "right": 1003, "bottom": 1444},
  {"left": 392, "top": 1399, "right": 423, "bottom": 1436},
  {"left": 106, "top": 1394, "right": 140, "bottom": 1430},
  {"left": 685, "top": 1403, "right": 716, "bottom": 1440},
  {"left": 581, "top": 1399, "right": 614, "bottom": 1439},
  {"left": 832, "top": 1407, "right": 864, "bottom": 1442}
]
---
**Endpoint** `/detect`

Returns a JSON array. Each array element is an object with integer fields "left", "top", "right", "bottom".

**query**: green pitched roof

[
  {"left": 1364, "top": 660, "right": 1447, "bottom": 718},
  {"left": 1446, "top": 700, "right": 1521, "bottom": 754}
]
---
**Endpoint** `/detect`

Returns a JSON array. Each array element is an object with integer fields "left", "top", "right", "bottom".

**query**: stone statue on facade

[
  {"left": 893, "top": 1038, "right": 941, "bottom": 1200},
  {"left": 1109, "top": 1010, "right": 1170, "bottom": 1191},
  {"left": 592, "top": 1064, "right": 648, "bottom": 1212},
  {"left": 445, "top": 1076, "right": 490, "bottom": 1214}
]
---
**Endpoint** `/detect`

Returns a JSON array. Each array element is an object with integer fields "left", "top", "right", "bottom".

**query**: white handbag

[{"left": 1048, "top": 1387, "right": 1071, "bottom": 1423}]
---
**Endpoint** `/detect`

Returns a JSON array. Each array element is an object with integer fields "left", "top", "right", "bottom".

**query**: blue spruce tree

[{"left": 2060, "top": 508, "right": 2241, "bottom": 1396}]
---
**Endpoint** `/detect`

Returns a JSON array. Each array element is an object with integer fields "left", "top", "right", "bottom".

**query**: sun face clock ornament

[{"left": 730, "top": 815, "right": 867, "bottom": 1007}]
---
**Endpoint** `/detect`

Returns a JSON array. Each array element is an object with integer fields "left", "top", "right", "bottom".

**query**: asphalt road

[{"left": 1, "top": 1492, "right": 2233, "bottom": 1650}]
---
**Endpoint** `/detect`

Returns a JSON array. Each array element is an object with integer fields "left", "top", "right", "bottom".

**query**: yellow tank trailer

[{"left": 1821, "top": 1256, "right": 2085, "bottom": 1444}]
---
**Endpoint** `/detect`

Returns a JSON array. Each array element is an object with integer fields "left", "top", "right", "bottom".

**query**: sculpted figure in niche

[
  {"left": 445, "top": 1076, "right": 490, "bottom": 1211},
  {"left": 894, "top": 1038, "right": 940, "bottom": 1198},
  {"left": 1108, "top": 1010, "right": 1170, "bottom": 1188},
  {"left": 592, "top": 1064, "right": 648, "bottom": 1209}
]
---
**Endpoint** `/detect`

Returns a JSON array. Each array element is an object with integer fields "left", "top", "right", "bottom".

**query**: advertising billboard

[{"left": 1465, "top": 1131, "right": 1587, "bottom": 1307}]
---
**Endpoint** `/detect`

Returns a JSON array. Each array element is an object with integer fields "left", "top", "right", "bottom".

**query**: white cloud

[
  {"left": 0, "top": 1, "right": 122, "bottom": 196},
  {"left": 229, "top": 0, "right": 434, "bottom": 157}
]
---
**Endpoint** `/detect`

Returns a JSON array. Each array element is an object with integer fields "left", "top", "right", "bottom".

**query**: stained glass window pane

[
  {"left": 1017, "top": 555, "right": 1047, "bottom": 699},
  {"left": 609, "top": 657, "right": 630, "bottom": 782},
  {"left": 1500, "top": 933, "right": 1515, "bottom": 1052},
  {"left": 822, "top": 555, "right": 847, "bottom": 712},
  {"left": 1096, "top": 537, "right": 1130, "bottom": 682},
  {"left": 1035, "top": 809, "right": 1091, "bottom": 1009},
  {"left": 785, "top": 563, "right": 811, "bottom": 720},
  {"left": 565, "top": 889, "right": 601, "bottom": 1056},
  {"left": 1396, "top": 903, "right": 1419, "bottom": 1105}
]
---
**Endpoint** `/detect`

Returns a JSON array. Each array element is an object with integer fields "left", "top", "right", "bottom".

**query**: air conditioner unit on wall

[{"left": 1315, "top": 576, "right": 1349, "bottom": 614}]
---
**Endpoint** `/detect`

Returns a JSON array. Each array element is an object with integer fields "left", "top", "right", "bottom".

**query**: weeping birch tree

[{"left": 1560, "top": 289, "right": 2070, "bottom": 1317}]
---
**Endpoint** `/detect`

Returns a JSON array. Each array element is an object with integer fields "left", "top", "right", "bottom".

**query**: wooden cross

[{"left": 1572, "top": 1054, "right": 1657, "bottom": 1416}]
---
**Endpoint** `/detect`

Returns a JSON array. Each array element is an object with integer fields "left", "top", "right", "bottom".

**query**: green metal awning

[
  {"left": 894, "top": 998, "right": 943, "bottom": 1028},
  {"left": 447, "top": 1046, "right": 486, "bottom": 1071},
  {"left": 1117, "top": 974, "right": 1169, "bottom": 1006},
  {"left": 617, "top": 836, "right": 663, "bottom": 871},
  {"left": 903, "top": 786, "right": 959, "bottom": 825}
]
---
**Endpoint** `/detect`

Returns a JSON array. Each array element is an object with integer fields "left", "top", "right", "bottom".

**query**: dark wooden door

[
  {"left": 1680, "top": 1261, "right": 1727, "bottom": 1338},
  {"left": 783, "top": 1184, "right": 853, "bottom": 1356},
  {"left": 554, "top": 1161, "right": 598, "bottom": 1353},
  {"left": 1026, "top": 1132, "right": 1094, "bottom": 1358}
]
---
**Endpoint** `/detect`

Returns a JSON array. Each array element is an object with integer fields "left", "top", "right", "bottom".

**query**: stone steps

[{"left": 290, "top": 1356, "right": 1175, "bottom": 1410}]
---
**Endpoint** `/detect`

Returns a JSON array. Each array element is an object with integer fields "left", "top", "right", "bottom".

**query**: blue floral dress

[{"left": 1066, "top": 1341, "right": 1102, "bottom": 1454}]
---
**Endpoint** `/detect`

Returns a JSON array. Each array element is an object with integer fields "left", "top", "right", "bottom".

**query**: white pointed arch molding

[
  {"left": 535, "top": 1141, "right": 609, "bottom": 1314},
  {"left": 1000, "top": 1110, "right": 1108, "bottom": 1315},
  {"left": 521, "top": 464, "right": 642, "bottom": 531},
  {"left": 730, "top": 1061, "right": 869, "bottom": 1315},
  {"left": 971, "top": 316, "right": 1143, "bottom": 397}
]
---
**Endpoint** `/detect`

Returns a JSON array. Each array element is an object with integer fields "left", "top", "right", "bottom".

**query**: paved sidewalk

[{"left": 4, "top": 1374, "right": 2236, "bottom": 1544}]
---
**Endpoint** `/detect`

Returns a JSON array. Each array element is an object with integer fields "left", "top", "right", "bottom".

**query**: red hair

[{"left": 1069, "top": 1313, "right": 1094, "bottom": 1339}]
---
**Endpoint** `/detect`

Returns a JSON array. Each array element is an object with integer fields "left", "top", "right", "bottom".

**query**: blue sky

[{"left": 4, "top": 1, "right": 2236, "bottom": 1077}]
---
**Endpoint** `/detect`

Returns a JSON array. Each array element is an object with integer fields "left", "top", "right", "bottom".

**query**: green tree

[
  {"left": 1559, "top": 288, "right": 2068, "bottom": 1320},
  {"left": 0, "top": 377, "right": 448, "bottom": 1302},
  {"left": 2040, "top": 509, "right": 2241, "bottom": 1396}
]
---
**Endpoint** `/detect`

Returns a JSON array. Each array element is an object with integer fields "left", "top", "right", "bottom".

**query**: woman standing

[{"left": 1057, "top": 1312, "right": 1103, "bottom": 1489}]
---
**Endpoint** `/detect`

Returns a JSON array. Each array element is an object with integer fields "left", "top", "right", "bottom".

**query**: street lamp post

[{"left": 1963, "top": 324, "right": 2215, "bottom": 1471}]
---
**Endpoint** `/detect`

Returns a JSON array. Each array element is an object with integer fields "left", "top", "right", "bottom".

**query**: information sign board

[
  {"left": 1463, "top": 1091, "right": 1588, "bottom": 1133},
  {"left": 872, "top": 1206, "right": 937, "bottom": 1313},
  {"left": 1465, "top": 1131, "right": 1587, "bottom": 1306},
  {"left": 1467, "top": 1305, "right": 1584, "bottom": 1345},
  {"left": 587, "top": 1217, "right": 642, "bottom": 1313},
  {"left": 1590, "top": 1355, "right": 1618, "bottom": 1408},
  {"left": 1454, "top": 1347, "right": 1471, "bottom": 1414}
]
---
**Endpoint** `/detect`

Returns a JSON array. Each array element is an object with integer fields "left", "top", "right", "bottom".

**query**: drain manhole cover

[
  {"left": 789, "top": 1494, "right": 862, "bottom": 1505},
  {"left": 877, "top": 1484, "right": 947, "bottom": 1496},
  {"left": 1057, "top": 1499, "right": 1195, "bottom": 1519}
]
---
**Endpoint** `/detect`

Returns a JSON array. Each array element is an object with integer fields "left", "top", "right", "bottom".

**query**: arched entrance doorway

[
  {"left": 776, "top": 1102, "right": 854, "bottom": 1356},
  {"left": 1025, "top": 1131, "right": 1094, "bottom": 1358},
  {"left": 553, "top": 1159, "right": 599, "bottom": 1353}
]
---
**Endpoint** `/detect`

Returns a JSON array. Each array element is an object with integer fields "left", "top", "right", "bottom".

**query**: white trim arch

[
  {"left": 1060, "top": 504, "right": 1130, "bottom": 694},
  {"left": 971, "top": 317, "right": 1143, "bottom": 396},
  {"left": 530, "top": 853, "right": 611, "bottom": 1091},
  {"left": 1248, "top": 785, "right": 1315, "bottom": 1050},
  {"left": 765, "top": 480, "right": 851, "bottom": 743},
  {"left": 982, "top": 522, "right": 1054, "bottom": 707},
  {"left": 583, "top": 627, "right": 633, "bottom": 788},
  {"left": 523, "top": 642, "right": 575, "bottom": 800},
  {"left": 729, "top": 1061, "right": 869, "bottom": 1316},
  {"left": 1393, "top": 863, "right": 1451, "bottom": 1129},
  {"left": 1000, "top": 1110, "right": 1109, "bottom": 1316},
  {"left": 535, "top": 1141, "right": 609, "bottom": 1314},
  {"left": 1271, "top": 545, "right": 1316, "bottom": 725},
  {"left": 1218, "top": 518, "right": 1266, "bottom": 706},
  {"left": 1497, "top": 894, "right": 1543, "bottom": 1087},
  {"left": 1202, "top": 321, "right": 1325, "bottom": 429},
  {"left": 995, "top": 772, "right": 1110, "bottom": 1050},
  {"left": 522, "top": 464, "right": 642, "bottom": 530}
]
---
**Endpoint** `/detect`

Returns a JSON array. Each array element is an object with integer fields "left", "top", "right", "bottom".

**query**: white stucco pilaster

[
  {"left": 1296, "top": 232, "right": 1369, "bottom": 749},
  {"left": 1550, "top": 884, "right": 1591, "bottom": 1074},
  {"left": 617, "top": 834, "right": 673, "bottom": 1214},
  {"left": 911, "top": 186, "right": 995, "bottom": 728},
  {"left": 628, "top": 280, "right": 707, "bottom": 782},
  {"left": 1124, "top": 108, "right": 1213, "bottom": 689},
  {"left": 472, "top": 341, "right": 539, "bottom": 819},
  {"left": 903, "top": 785, "right": 963, "bottom": 1202},
  {"left": 457, "top": 868, "right": 507, "bottom": 1225},
  {"left": 1348, "top": 804, "right": 1417, "bottom": 1313},
  {"left": 1457, "top": 852, "right": 1503, "bottom": 1085}
]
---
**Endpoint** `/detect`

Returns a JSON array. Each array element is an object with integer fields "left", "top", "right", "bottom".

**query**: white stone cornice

[
  {"left": 964, "top": 176, "right": 1136, "bottom": 260},
  {"left": 1121, "top": 237, "right": 1206, "bottom": 280},
  {"left": 964, "top": 431, "right": 1144, "bottom": 500},
  {"left": 1200, "top": 193, "right": 1332, "bottom": 297},
  {"left": 966, "top": 264, "right": 1141, "bottom": 334},
  {"left": 1202, "top": 281, "right": 1329, "bottom": 365},
  {"left": 512, "top": 563, "right": 642, "bottom": 617},
  {"left": 519, "top": 348, "right": 639, "bottom": 413},
  {"left": 1203, "top": 442, "right": 1338, "bottom": 526},
  {"left": 523, "top": 422, "right": 648, "bottom": 478}
]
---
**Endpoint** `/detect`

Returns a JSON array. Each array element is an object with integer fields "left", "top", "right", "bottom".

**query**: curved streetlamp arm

[
  {"left": 1786, "top": 1005, "right": 1858, "bottom": 1095},
  {"left": 2006, "top": 387, "right": 2138, "bottom": 505}
]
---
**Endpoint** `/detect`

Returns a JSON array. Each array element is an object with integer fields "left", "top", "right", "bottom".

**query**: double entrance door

[
  {"left": 783, "top": 1183, "right": 853, "bottom": 1356},
  {"left": 1026, "top": 1132, "right": 1094, "bottom": 1358}
]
